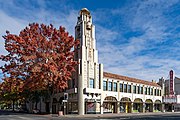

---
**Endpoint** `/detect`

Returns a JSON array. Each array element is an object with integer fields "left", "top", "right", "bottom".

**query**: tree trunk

[
  {"left": 49, "top": 95, "right": 53, "bottom": 114},
  {"left": 35, "top": 101, "right": 38, "bottom": 110},
  {"left": 12, "top": 100, "right": 15, "bottom": 112},
  {"left": 48, "top": 87, "right": 54, "bottom": 115},
  {"left": 40, "top": 97, "right": 42, "bottom": 113}
]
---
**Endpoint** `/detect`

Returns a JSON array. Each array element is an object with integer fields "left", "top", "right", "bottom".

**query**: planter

[{"left": 58, "top": 111, "right": 63, "bottom": 116}]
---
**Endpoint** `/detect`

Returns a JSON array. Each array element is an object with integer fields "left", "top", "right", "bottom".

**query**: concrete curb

[{"left": 57, "top": 112, "right": 180, "bottom": 119}]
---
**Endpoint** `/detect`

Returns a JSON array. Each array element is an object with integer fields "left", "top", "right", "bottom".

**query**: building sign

[
  {"left": 170, "top": 70, "right": 174, "bottom": 95},
  {"left": 85, "top": 99, "right": 101, "bottom": 102},
  {"left": 163, "top": 95, "right": 177, "bottom": 103},
  {"left": 87, "top": 102, "right": 96, "bottom": 112}
]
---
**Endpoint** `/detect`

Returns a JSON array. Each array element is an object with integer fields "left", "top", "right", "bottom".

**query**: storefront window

[
  {"left": 87, "top": 102, "right": 96, "bottom": 113},
  {"left": 68, "top": 102, "right": 78, "bottom": 113},
  {"left": 113, "top": 82, "right": 117, "bottom": 92},
  {"left": 120, "top": 83, "right": 123, "bottom": 92},
  {"left": 103, "top": 102, "right": 114, "bottom": 113},
  {"left": 103, "top": 80, "right": 107, "bottom": 91}
]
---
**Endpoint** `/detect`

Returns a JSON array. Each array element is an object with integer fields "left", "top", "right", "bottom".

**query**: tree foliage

[
  {"left": 0, "top": 76, "right": 24, "bottom": 111},
  {"left": 0, "top": 23, "right": 79, "bottom": 95}
]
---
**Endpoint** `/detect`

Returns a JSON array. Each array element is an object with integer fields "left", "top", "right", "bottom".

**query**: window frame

[
  {"left": 145, "top": 87, "right": 147, "bottom": 95},
  {"left": 127, "top": 85, "right": 131, "bottom": 93},
  {"left": 137, "top": 86, "right": 140, "bottom": 94},
  {"left": 133, "top": 85, "right": 136, "bottom": 94},
  {"left": 108, "top": 81, "right": 112, "bottom": 91},
  {"left": 113, "top": 82, "right": 117, "bottom": 92},
  {"left": 141, "top": 86, "right": 143, "bottom": 94},
  {"left": 120, "top": 83, "right": 123, "bottom": 92},
  {"left": 124, "top": 84, "right": 127, "bottom": 93},
  {"left": 103, "top": 80, "right": 107, "bottom": 91},
  {"left": 89, "top": 78, "right": 94, "bottom": 88}
]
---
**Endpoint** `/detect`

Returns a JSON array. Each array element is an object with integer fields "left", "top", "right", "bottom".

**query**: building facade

[
  {"left": 60, "top": 8, "right": 163, "bottom": 115},
  {"left": 163, "top": 70, "right": 180, "bottom": 112},
  {"left": 27, "top": 8, "right": 163, "bottom": 115}
]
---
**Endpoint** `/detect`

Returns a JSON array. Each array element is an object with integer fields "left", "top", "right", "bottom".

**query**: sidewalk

[{"left": 57, "top": 112, "right": 180, "bottom": 119}]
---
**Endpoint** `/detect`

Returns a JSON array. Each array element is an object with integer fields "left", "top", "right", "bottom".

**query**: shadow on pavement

[{"left": 0, "top": 110, "right": 29, "bottom": 115}]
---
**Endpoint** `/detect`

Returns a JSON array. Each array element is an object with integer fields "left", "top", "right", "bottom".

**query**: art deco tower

[{"left": 74, "top": 8, "right": 103, "bottom": 115}]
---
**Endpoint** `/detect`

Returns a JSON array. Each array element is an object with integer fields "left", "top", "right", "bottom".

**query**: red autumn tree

[{"left": 0, "top": 23, "right": 79, "bottom": 113}]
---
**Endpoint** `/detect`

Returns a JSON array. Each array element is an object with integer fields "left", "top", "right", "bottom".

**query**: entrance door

[
  {"left": 112, "top": 102, "right": 116, "bottom": 113},
  {"left": 103, "top": 96, "right": 118, "bottom": 113}
]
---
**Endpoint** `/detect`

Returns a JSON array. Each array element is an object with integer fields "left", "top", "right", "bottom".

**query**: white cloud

[
  {"left": 0, "top": 0, "right": 179, "bottom": 82},
  {"left": 95, "top": 0, "right": 180, "bottom": 81},
  {"left": 96, "top": 25, "right": 119, "bottom": 43},
  {"left": 0, "top": 3, "right": 78, "bottom": 71},
  {"left": 0, "top": 10, "right": 28, "bottom": 55}
]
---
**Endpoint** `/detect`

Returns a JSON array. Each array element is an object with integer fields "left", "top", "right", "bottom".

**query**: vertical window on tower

[
  {"left": 108, "top": 81, "right": 112, "bottom": 91},
  {"left": 103, "top": 80, "right": 107, "bottom": 91},
  {"left": 89, "top": 78, "right": 94, "bottom": 88}
]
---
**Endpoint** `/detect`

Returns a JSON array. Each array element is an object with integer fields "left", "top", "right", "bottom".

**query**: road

[
  {"left": 1, "top": 110, "right": 180, "bottom": 120},
  {"left": 59, "top": 113, "right": 180, "bottom": 120},
  {"left": 0, "top": 110, "right": 50, "bottom": 120}
]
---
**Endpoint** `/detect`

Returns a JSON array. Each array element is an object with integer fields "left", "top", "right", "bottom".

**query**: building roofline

[
  {"left": 175, "top": 76, "right": 180, "bottom": 80},
  {"left": 80, "top": 8, "right": 90, "bottom": 15},
  {"left": 103, "top": 72, "right": 160, "bottom": 87}
]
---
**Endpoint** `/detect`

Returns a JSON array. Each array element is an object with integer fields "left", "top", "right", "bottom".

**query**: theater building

[
  {"left": 29, "top": 8, "right": 163, "bottom": 115},
  {"left": 162, "top": 70, "right": 180, "bottom": 112}
]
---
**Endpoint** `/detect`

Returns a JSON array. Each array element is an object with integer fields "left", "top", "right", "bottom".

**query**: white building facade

[
  {"left": 61, "top": 8, "right": 163, "bottom": 115},
  {"left": 29, "top": 8, "right": 163, "bottom": 115},
  {"left": 163, "top": 71, "right": 180, "bottom": 112}
]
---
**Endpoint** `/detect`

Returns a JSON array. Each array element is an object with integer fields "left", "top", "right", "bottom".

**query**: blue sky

[{"left": 0, "top": 0, "right": 179, "bottom": 81}]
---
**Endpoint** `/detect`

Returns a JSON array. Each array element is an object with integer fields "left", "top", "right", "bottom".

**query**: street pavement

[
  {"left": 1, "top": 110, "right": 180, "bottom": 120},
  {"left": 58, "top": 112, "right": 180, "bottom": 120},
  {"left": 0, "top": 110, "right": 50, "bottom": 120}
]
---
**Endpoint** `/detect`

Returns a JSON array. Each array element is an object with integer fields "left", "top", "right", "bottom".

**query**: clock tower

[{"left": 74, "top": 8, "right": 103, "bottom": 115}]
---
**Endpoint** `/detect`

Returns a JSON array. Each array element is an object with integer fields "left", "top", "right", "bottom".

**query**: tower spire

[{"left": 74, "top": 8, "right": 103, "bottom": 115}]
